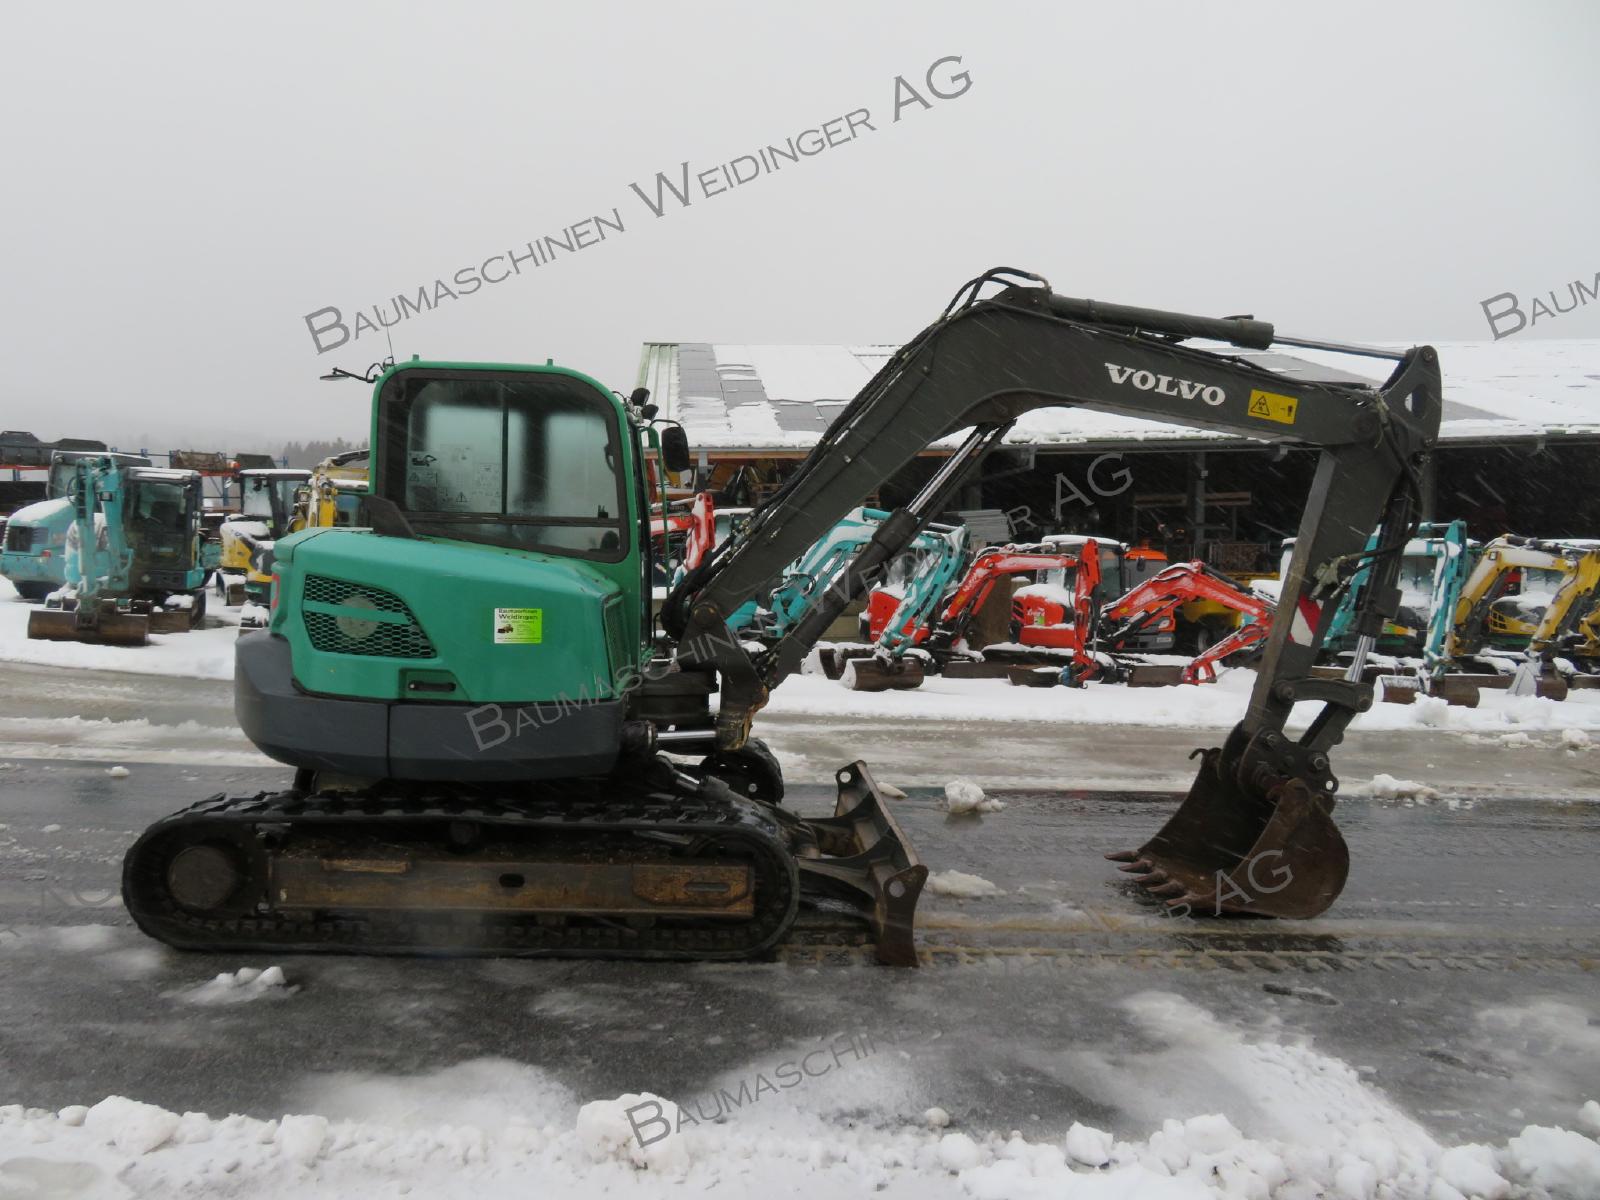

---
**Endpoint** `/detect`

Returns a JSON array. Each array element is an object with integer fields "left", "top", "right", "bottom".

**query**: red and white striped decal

[{"left": 1287, "top": 596, "right": 1321, "bottom": 645}]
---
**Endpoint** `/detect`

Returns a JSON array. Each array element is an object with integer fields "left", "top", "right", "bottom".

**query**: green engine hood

[{"left": 267, "top": 528, "right": 635, "bottom": 704}]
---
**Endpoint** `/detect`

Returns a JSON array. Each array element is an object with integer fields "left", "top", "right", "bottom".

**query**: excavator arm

[{"left": 666, "top": 268, "right": 1441, "bottom": 919}]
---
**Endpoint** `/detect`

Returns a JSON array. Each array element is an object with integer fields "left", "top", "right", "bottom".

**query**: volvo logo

[{"left": 1104, "top": 363, "right": 1226, "bottom": 406}]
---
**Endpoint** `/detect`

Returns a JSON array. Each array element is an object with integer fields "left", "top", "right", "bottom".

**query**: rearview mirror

[{"left": 660, "top": 425, "right": 692, "bottom": 475}]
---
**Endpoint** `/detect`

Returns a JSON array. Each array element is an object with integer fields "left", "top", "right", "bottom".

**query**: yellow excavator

[
  {"left": 287, "top": 450, "right": 369, "bottom": 533},
  {"left": 1444, "top": 536, "right": 1600, "bottom": 697},
  {"left": 215, "top": 469, "right": 311, "bottom": 608}
]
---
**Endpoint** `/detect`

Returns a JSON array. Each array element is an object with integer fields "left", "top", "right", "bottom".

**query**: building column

[{"left": 1186, "top": 450, "right": 1207, "bottom": 559}]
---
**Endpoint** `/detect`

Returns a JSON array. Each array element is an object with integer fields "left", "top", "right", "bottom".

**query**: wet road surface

[{"left": 1, "top": 754, "right": 1595, "bottom": 1149}]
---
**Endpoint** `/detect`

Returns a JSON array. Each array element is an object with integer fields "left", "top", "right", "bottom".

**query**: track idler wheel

[
  {"left": 1107, "top": 746, "right": 1349, "bottom": 920},
  {"left": 700, "top": 737, "right": 785, "bottom": 805}
]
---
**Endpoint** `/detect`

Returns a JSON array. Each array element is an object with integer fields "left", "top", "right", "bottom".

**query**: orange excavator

[
  {"left": 1100, "top": 561, "right": 1275, "bottom": 684},
  {"left": 841, "top": 542, "right": 1104, "bottom": 688}
]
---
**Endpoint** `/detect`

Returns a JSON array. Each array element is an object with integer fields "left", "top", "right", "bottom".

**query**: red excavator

[
  {"left": 1099, "top": 561, "right": 1275, "bottom": 685},
  {"left": 838, "top": 542, "right": 1104, "bottom": 688}
]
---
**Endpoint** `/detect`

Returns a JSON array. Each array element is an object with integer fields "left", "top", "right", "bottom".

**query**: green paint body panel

[{"left": 267, "top": 361, "right": 646, "bottom": 705}]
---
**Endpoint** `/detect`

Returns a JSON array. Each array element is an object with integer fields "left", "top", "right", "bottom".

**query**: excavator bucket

[
  {"left": 816, "top": 646, "right": 869, "bottom": 680},
  {"left": 794, "top": 761, "right": 927, "bottom": 965},
  {"left": 842, "top": 656, "right": 925, "bottom": 691},
  {"left": 1107, "top": 747, "right": 1349, "bottom": 919},
  {"left": 27, "top": 606, "right": 149, "bottom": 647}
]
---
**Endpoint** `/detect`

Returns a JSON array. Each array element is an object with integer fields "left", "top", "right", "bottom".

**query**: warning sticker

[
  {"left": 493, "top": 608, "right": 543, "bottom": 644},
  {"left": 1247, "top": 389, "right": 1299, "bottom": 425}
]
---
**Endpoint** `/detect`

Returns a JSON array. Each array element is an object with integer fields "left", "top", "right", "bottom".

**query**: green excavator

[{"left": 123, "top": 269, "right": 1441, "bottom": 964}]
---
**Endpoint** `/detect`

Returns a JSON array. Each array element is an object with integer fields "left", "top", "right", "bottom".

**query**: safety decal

[
  {"left": 1247, "top": 389, "right": 1298, "bottom": 425},
  {"left": 1287, "top": 596, "right": 1321, "bottom": 645}
]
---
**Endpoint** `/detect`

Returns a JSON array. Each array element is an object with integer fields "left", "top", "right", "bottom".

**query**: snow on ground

[
  {"left": 926, "top": 870, "right": 1004, "bottom": 899},
  {"left": 1365, "top": 773, "right": 1445, "bottom": 804},
  {"left": 1, "top": 991, "right": 1595, "bottom": 1198},
  {"left": 767, "top": 666, "right": 1600, "bottom": 735},
  {"left": 942, "top": 780, "right": 1005, "bottom": 814},
  {"left": 0, "top": 577, "right": 240, "bottom": 681},
  {"left": 0, "top": 714, "right": 267, "bottom": 766},
  {"left": 172, "top": 966, "right": 295, "bottom": 1007},
  {"left": 8, "top": 574, "right": 1600, "bottom": 742}
]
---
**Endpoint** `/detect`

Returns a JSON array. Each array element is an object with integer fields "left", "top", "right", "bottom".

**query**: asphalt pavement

[{"left": 1, "top": 746, "right": 1595, "bottom": 1148}]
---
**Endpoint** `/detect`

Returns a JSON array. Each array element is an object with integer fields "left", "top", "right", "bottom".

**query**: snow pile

[
  {"left": 575, "top": 1093, "right": 690, "bottom": 1173},
  {"left": 3, "top": 1003, "right": 1599, "bottom": 1199},
  {"left": 83, "top": 1096, "right": 182, "bottom": 1154},
  {"left": 0, "top": 575, "right": 243, "bottom": 681},
  {"left": 105, "top": 764, "right": 130, "bottom": 778},
  {"left": 755, "top": 668, "right": 1600, "bottom": 735},
  {"left": 1505, "top": 1125, "right": 1600, "bottom": 1197},
  {"left": 176, "top": 965, "right": 294, "bottom": 1006},
  {"left": 1367, "top": 773, "right": 1443, "bottom": 804},
  {"left": 1063, "top": 1120, "right": 1114, "bottom": 1167},
  {"left": 942, "top": 779, "right": 1005, "bottom": 815},
  {"left": 1563, "top": 727, "right": 1593, "bottom": 751},
  {"left": 926, "top": 869, "right": 1003, "bottom": 899}
]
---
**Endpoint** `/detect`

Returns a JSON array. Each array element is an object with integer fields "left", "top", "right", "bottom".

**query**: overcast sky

[{"left": 2, "top": 1, "right": 1596, "bottom": 451}]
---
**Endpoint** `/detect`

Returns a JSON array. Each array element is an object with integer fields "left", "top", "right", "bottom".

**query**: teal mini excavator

[{"left": 124, "top": 269, "right": 1441, "bottom": 963}]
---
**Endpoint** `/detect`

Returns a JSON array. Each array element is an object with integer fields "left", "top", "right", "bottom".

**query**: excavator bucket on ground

[
  {"left": 1107, "top": 746, "right": 1349, "bottom": 919},
  {"left": 842, "top": 656, "right": 926, "bottom": 691},
  {"left": 27, "top": 603, "right": 149, "bottom": 647}
]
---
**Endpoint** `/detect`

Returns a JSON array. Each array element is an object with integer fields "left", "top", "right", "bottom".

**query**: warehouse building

[{"left": 637, "top": 338, "right": 1600, "bottom": 571}]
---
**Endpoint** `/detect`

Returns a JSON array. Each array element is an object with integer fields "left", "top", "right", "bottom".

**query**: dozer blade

[
  {"left": 843, "top": 656, "right": 925, "bottom": 691},
  {"left": 793, "top": 761, "right": 926, "bottom": 966},
  {"left": 1427, "top": 676, "right": 1482, "bottom": 707},
  {"left": 1126, "top": 663, "right": 1184, "bottom": 688},
  {"left": 1106, "top": 747, "right": 1348, "bottom": 920},
  {"left": 27, "top": 608, "right": 149, "bottom": 647},
  {"left": 941, "top": 658, "right": 1018, "bottom": 680},
  {"left": 147, "top": 610, "right": 192, "bottom": 635},
  {"left": 1008, "top": 666, "right": 1060, "bottom": 687}
]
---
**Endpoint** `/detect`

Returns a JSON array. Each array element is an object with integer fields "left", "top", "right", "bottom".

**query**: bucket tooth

[
  {"left": 1109, "top": 746, "right": 1349, "bottom": 920},
  {"left": 1133, "top": 869, "right": 1170, "bottom": 886},
  {"left": 1105, "top": 849, "right": 1139, "bottom": 863},
  {"left": 1149, "top": 881, "right": 1187, "bottom": 898},
  {"left": 1116, "top": 858, "right": 1153, "bottom": 874}
]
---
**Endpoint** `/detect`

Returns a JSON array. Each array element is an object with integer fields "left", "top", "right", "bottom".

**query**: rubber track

[{"left": 122, "top": 781, "right": 800, "bottom": 961}]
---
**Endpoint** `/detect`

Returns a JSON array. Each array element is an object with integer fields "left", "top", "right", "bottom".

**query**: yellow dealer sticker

[
  {"left": 1247, "top": 389, "right": 1298, "bottom": 425},
  {"left": 493, "top": 608, "right": 543, "bottom": 644}
]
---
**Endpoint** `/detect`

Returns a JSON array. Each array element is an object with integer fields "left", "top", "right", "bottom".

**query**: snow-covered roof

[{"left": 639, "top": 338, "right": 1600, "bottom": 454}]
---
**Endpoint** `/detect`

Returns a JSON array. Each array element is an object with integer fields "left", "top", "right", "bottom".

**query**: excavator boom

[{"left": 669, "top": 268, "right": 1442, "bottom": 919}]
